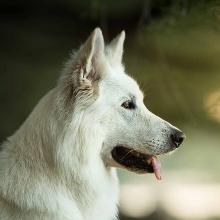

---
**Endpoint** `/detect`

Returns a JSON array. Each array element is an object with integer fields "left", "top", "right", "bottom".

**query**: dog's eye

[{"left": 121, "top": 100, "right": 136, "bottom": 110}]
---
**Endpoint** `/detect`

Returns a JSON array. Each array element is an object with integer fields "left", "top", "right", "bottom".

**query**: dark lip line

[
  {"left": 114, "top": 144, "right": 154, "bottom": 156},
  {"left": 111, "top": 145, "right": 154, "bottom": 173},
  {"left": 112, "top": 141, "right": 177, "bottom": 158},
  {"left": 115, "top": 145, "right": 152, "bottom": 160},
  {"left": 113, "top": 143, "right": 162, "bottom": 157}
]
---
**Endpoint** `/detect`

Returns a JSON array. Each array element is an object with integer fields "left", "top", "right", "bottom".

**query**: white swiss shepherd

[{"left": 0, "top": 28, "right": 185, "bottom": 220}]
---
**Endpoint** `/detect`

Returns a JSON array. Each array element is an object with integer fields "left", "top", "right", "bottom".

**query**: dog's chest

[
  {"left": 85, "top": 188, "right": 118, "bottom": 220},
  {"left": 82, "top": 169, "right": 119, "bottom": 220}
]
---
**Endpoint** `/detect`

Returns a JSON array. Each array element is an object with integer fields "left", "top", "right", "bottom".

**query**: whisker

[{"left": 119, "top": 149, "right": 135, "bottom": 162}]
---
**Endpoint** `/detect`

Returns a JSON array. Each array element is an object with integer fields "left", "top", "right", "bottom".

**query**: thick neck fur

[{"left": 0, "top": 88, "right": 119, "bottom": 219}]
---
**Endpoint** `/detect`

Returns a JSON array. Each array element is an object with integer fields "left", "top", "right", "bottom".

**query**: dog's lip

[{"left": 111, "top": 146, "right": 162, "bottom": 180}]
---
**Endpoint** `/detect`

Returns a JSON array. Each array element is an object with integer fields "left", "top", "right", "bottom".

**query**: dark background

[{"left": 1, "top": 1, "right": 220, "bottom": 219}]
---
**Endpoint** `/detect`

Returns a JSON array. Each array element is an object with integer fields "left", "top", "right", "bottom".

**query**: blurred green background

[{"left": 1, "top": 0, "right": 220, "bottom": 219}]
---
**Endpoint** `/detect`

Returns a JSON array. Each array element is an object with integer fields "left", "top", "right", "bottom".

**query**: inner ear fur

[{"left": 61, "top": 27, "right": 105, "bottom": 88}]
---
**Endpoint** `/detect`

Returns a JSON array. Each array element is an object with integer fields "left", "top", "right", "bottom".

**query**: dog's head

[{"left": 58, "top": 28, "right": 185, "bottom": 179}]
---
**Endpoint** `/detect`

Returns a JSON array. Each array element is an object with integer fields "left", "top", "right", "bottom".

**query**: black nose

[{"left": 170, "top": 130, "right": 186, "bottom": 148}]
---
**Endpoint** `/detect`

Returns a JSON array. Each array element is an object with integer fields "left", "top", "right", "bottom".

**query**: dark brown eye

[{"left": 121, "top": 100, "right": 136, "bottom": 110}]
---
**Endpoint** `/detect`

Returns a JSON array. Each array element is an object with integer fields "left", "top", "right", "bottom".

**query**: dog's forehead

[{"left": 101, "top": 66, "right": 143, "bottom": 100}]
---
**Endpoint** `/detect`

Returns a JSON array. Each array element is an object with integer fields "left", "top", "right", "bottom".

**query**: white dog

[{"left": 0, "top": 28, "right": 185, "bottom": 220}]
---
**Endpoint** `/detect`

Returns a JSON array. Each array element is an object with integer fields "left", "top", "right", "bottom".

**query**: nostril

[
  {"left": 170, "top": 131, "right": 186, "bottom": 148},
  {"left": 178, "top": 135, "right": 184, "bottom": 144}
]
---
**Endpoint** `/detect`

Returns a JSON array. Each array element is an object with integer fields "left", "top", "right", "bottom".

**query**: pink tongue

[{"left": 150, "top": 156, "right": 162, "bottom": 180}]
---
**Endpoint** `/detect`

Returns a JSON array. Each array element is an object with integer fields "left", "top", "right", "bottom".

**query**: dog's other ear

[
  {"left": 106, "top": 30, "right": 125, "bottom": 65},
  {"left": 61, "top": 28, "right": 105, "bottom": 88}
]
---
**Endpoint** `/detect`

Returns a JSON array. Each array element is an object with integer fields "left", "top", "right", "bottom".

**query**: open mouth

[{"left": 111, "top": 146, "right": 161, "bottom": 180}]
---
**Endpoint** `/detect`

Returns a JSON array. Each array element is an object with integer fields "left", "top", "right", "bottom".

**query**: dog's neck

[{"left": 0, "top": 89, "right": 119, "bottom": 217}]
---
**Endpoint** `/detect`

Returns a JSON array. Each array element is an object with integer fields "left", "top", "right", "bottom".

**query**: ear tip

[
  {"left": 93, "top": 27, "right": 103, "bottom": 37},
  {"left": 119, "top": 30, "right": 125, "bottom": 42},
  {"left": 89, "top": 27, "right": 104, "bottom": 49},
  {"left": 121, "top": 30, "right": 126, "bottom": 38}
]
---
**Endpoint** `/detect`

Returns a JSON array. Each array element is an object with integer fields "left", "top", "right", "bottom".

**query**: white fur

[{"left": 0, "top": 28, "right": 182, "bottom": 220}]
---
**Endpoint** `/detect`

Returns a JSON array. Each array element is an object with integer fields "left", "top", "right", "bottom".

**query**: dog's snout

[{"left": 170, "top": 130, "right": 185, "bottom": 148}]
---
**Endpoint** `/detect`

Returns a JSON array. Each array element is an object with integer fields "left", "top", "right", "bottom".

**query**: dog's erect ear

[
  {"left": 76, "top": 27, "right": 105, "bottom": 81},
  {"left": 61, "top": 28, "right": 105, "bottom": 88},
  {"left": 106, "top": 30, "right": 125, "bottom": 65}
]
